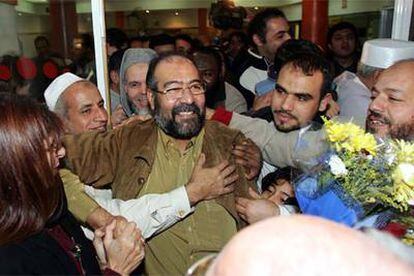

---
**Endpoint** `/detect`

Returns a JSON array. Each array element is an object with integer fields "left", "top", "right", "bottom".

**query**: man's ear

[
  {"left": 252, "top": 34, "right": 264, "bottom": 47},
  {"left": 147, "top": 88, "right": 155, "bottom": 110},
  {"left": 318, "top": 92, "right": 332, "bottom": 112}
]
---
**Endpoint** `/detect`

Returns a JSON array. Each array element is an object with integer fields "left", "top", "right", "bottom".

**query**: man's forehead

[
  {"left": 375, "top": 62, "right": 414, "bottom": 94},
  {"left": 333, "top": 28, "right": 354, "bottom": 37},
  {"left": 155, "top": 57, "right": 198, "bottom": 77},
  {"left": 65, "top": 82, "right": 102, "bottom": 105},
  {"left": 126, "top": 63, "right": 149, "bottom": 74},
  {"left": 265, "top": 17, "right": 289, "bottom": 32},
  {"left": 125, "top": 62, "right": 149, "bottom": 81}
]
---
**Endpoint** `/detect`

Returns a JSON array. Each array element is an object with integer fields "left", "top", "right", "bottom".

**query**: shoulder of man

[
  {"left": 112, "top": 118, "right": 156, "bottom": 139},
  {"left": 205, "top": 120, "right": 244, "bottom": 143}
]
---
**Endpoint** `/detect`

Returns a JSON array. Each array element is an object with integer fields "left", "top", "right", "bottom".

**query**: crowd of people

[{"left": 1, "top": 7, "right": 414, "bottom": 275}]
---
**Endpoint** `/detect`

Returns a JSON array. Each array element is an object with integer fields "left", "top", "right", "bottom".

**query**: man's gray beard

[
  {"left": 154, "top": 102, "right": 205, "bottom": 140},
  {"left": 129, "top": 99, "right": 151, "bottom": 116}
]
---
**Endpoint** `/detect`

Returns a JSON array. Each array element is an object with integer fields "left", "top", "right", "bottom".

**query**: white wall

[
  {"left": 0, "top": 3, "right": 20, "bottom": 56},
  {"left": 278, "top": 0, "right": 394, "bottom": 22},
  {"left": 16, "top": 13, "right": 50, "bottom": 57}
]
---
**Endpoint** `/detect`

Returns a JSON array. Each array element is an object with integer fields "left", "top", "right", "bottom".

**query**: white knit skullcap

[
  {"left": 361, "top": 39, "right": 414, "bottom": 69},
  {"left": 44, "top": 72, "right": 84, "bottom": 111}
]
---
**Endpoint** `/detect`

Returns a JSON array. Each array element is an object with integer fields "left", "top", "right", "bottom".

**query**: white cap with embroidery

[
  {"left": 361, "top": 39, "right": 414, "bottom": 69},
  {"left": 44, "top": 72, "right": 84, "bottom": 111}
]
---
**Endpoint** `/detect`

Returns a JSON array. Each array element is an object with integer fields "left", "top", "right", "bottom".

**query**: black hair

[
  {"left": 146, "top": 52, "right": 197, "bottom": 92},
  {"left": 279, "top": 52, "right": 333, "bottom": 99},
  {"left": 108, "top": 49, "right": 125, "bottom": 84},
  {"left": 228, "top": 31, "right": 249, "bottom": 46},
  {"left": 108, "top": 49, "right": 125, "bottom": 73},
  {"left": 106, "top": 28, "right": 128, "bottom": 50},
  {"left": 247, "top": 8, "right": 287, "bottom": 46},
  {"left": 175, "top": 34, "right": 194, "bottom": 45},
  {"left": 274, "top": 39, "right": 324, "bottom": 73},
  {"left": 327, "top": 21, "right": 358, "bottom": 45},
  {"left": 79, "top": 33, "right": 94, "bottom": 50},
  {"left": 149, "top": 34, "right": 175, "bottom": 49},
  {"left": 193, "top": 47, "right": 223, "bottom": 69},
  {"left": 34, "top": 36, "right": 49, "bottom": 46},
  {"left": 261, "top": 167, "right": 297, "bottom": 192}
]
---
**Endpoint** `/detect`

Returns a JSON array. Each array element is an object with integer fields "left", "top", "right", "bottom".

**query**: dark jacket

[{"left": 0, "top": 211, "right": 101, "bottom": 275}]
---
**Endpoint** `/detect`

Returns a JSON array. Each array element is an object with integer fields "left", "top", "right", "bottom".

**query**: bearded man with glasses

[{"left": 63, "top": 53, "right": 256, "bottom": 276}]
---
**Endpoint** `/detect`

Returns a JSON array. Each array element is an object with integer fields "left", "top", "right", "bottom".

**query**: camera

[{"left": 209, "top": 0, "right": 246, "bottom": 30}]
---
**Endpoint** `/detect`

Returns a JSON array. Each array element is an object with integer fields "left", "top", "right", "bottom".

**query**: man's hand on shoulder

[
  {"left": 185, "top": 153, "right": 239, "bottom": 206},
  {"left": 232, "top": 139, "right": 262, "bottom": 180}
]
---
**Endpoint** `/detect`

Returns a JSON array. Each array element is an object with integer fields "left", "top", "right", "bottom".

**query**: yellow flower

[
  {"left": 393, "top": 163, "right": 414, "bottom": 188},
  {"left": 348, "top": 133, "right": 377, "bottom": 156},
  {"left": 392, "top": 163, "right": 414, "bottom": 210},
  {"left": 324, "top": 118, "right": 364, "bottom": 144},
  {"left": 393, "top": 140, "right": 414, "bottom": 164}
]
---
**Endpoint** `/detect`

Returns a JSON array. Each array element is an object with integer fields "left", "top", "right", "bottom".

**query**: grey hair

[
  {"left": 53, "top": 80, "right": 93, "bottom": 119},
  {"left": 53, "top": 93, "right": 68, "bottom": 119},
  {"left": 357, "top": 62, "right": 381, "bottom": 78}
]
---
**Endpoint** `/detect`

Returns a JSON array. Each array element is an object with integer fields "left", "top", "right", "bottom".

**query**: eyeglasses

[{"left": 155, "top": 81, "right": 206, "bottom": 101}]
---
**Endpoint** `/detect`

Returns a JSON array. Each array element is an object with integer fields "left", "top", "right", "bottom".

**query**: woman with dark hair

[{"left": 0, "top": 93, "right": 144, "bottom": 275}]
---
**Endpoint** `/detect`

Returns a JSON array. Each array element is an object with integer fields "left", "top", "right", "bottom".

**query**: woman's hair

[{"left": 0, "top": 93, "right": 64, "bottom": 245}]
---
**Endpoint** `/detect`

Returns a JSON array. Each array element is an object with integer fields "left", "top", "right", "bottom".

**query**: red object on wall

[
  {"left": 0, "top": 65, "right": 11, "bottom": 81},
  {"left": 115, "top": 11, "right": 125, "bottom": 29},
  {"left": 43, "top": 61, "right": 59, "bottom": 79},
  {"left": 301, "top": 0, "right": 329, "bottom": 50},
  {"left": 16, "top": 57, "right": 37, "bottom": 80}
]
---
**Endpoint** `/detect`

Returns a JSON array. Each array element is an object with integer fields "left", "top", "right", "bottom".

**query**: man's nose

[
  {"left": 281, "top": 95, "right": 294, "bottom": 111},
  {"left": 369, "top": 94, "right": 386, "bottom": 114},
  {"left": 95, "top": 107, "right": 108, "bottom": 123},
  {"left": 179, "top": 87, "right": 195, "bottom": 104}
]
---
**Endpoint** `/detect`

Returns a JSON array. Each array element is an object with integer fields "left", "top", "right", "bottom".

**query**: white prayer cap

[
  {"left": 361, "top": 39, "right": 414, "bottom": 69},
  {"left": 44, "top": 72, "right": 83, "bottom": 111}
]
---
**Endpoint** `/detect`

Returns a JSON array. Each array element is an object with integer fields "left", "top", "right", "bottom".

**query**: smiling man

[
  {"left": 45, "top": 72, "right": 108, "bottom": 134},
  {"left": 118, "top": 48, "right": 157, "bottom": 123},
  {"left": 366, "top": 59, "right": 414, "bottom": 140},
  {"left": 63, "top": 53, "right": 255, "bottom": 275},
  {"left": 45, "top": 72, "right": 245, "bottom": 246}
]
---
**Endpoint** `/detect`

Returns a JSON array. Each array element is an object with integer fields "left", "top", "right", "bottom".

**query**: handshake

[{"left": 93, "top": 217, "right": 145, "bottom": 275}]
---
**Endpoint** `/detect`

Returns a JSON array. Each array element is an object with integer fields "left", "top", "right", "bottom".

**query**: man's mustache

[
  {"left": 172, "top": 103, "right": 202, "bottom": 117},
  {"left": 367, "top": 110, "right": 391, "bottom": 125},
  {"left": 273, "top": 109, "right": 298, "bottom": 121}
]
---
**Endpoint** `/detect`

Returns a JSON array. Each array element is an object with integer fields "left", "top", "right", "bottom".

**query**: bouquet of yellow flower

[{"left": 294, "top": 118, "right": 414, "bottom": 227}]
